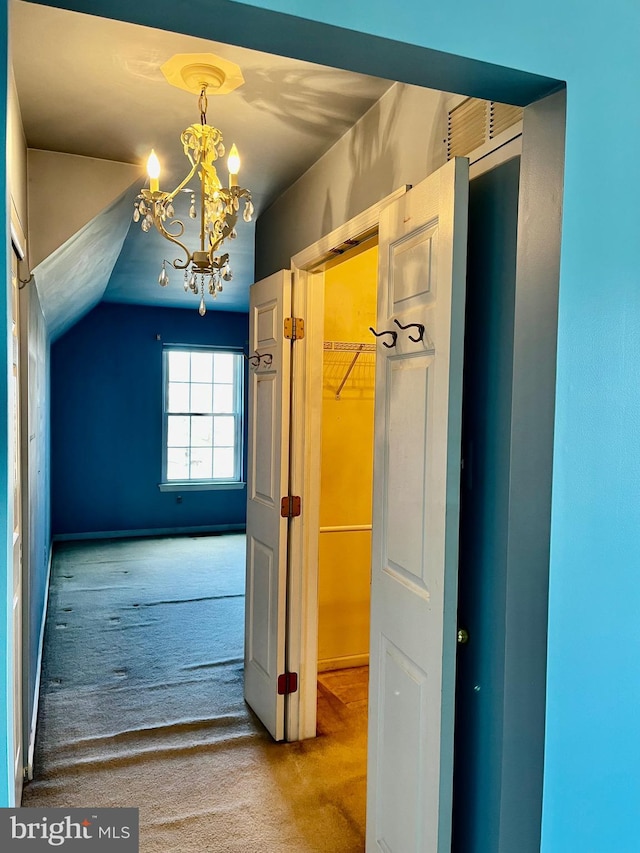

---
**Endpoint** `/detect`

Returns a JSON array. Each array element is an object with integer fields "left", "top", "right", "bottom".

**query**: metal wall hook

[
  {"left": 18, "top": 272, "right": 34, "bottom": 290},
  {"left": 394, "top": 318, "right": 425, "bottom": 343},
  {"left": 369, "top": 327, "right": 398, "bottom": 348},
  {"left": 245, "top": 351, "right": 273, "bottom": 369}
]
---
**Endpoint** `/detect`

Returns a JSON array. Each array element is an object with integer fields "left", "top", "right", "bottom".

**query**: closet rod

[
  {"left": 336, "top": 345, "right": 364, "bottom": 400},
  {"left": 324, "top": 341, "right": 375, "bottom": 400}
]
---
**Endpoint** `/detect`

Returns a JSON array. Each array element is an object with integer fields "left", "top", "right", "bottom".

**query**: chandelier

[{"left": 133, "top": 54, "right": 254, "bottom": 315}]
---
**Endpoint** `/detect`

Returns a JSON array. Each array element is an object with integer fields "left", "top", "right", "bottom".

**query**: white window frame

[{"left": 158, "top": 345, "right": 245, "bottom": 492}]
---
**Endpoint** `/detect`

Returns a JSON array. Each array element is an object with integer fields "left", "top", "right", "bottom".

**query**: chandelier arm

[
  {"left": 151, "top": 216, "right": 191, "bottom": 269},
  {"left": 164, "top": 156, "right": 201, "bottom": 202},
  {"left": 208, "top": 236, "right": 224, "bottom": 256},
  {"left": 208, "top": 209, "right": 239, "bottom": 256},
  {"left": 154, "top": 215, "right": 186, "bottom": 240}
]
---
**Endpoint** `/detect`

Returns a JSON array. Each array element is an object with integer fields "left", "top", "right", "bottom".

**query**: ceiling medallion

[{"left": 133, "top": 54, "right": 253, "bottom": 316}]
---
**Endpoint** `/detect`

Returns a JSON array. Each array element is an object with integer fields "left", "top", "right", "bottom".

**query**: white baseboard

[
  {"left": 53, "top": 523, "right": 246, "bottom": 542},
  {"left": 26, "top": 542, "right": 53, "bottom": 781},
  {"left": 317, "top": 653, "right": 369, "bottom": 673}
]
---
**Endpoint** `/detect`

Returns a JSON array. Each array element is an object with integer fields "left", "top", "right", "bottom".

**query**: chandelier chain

[{"left": 198, "top": 86, "right": 208, "bottom": 125}]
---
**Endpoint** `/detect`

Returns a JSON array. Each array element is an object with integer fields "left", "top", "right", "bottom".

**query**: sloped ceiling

[
  {"left": 33, "top": 185, "right": 139, "bottom": 340},
  {"left": 12, "top": 1, "right": 393, "bottom": 327},
  {"left": 27, "top": 150, "right": 142, "bottom": 269}
]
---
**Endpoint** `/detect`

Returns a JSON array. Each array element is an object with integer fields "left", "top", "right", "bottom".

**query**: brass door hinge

[
  {"left": 284, "top": 317, "right": 305, "bottom": 341},
  {"left": 281, "top": 495, "right": 301, "bottom": 518},
  {"left": 277, "top": 672, "right": 298, "bottom": 695}
]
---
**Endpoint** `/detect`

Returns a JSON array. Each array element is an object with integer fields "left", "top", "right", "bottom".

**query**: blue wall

[{"left": 51, "top": 302, "right": 249, "bottom": 537}]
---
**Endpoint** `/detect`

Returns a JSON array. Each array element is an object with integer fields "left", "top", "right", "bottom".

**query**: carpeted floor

[{"left": 22, "top": 534, "right": 368, "bottom": 852}]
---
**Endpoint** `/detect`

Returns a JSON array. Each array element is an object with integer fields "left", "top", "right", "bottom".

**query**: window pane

[
  {"left": 191, "top": 351, "right": 213, "bottom": 383},
  {"left": 213, "top": 383, "right": 234, "bottom": 413},
  {"left": 192, "top": 416, "right": 213, "bottom": 447},
  {"left": 164, "top": 348, "right": 241, "bottom": 483},
  {"left": 190, "top": 448, "right": 213, "bottom": 479},
  {"left": 167, "top": 415, "right": 190, "bottom": 447},
  {"left": 214, "top": 415, "right": 235, "bottom": 447},
  {"left": 168, "top": 351, "right": 190, "bottom": 382},
  {"left": 191, "top": 383, "right": 213, "bottom": 413},
  {"left": 214, "top": 352, "right": 235, "bottom": 383},
  {"left": 168, "top": 382, "right": 189, "bottom": 413},
  {"left": 213, "top": 447, "right": 235, "bottom": 478},
  {"left": 167, "top": 447, "right": 189, "bottom": 480}
]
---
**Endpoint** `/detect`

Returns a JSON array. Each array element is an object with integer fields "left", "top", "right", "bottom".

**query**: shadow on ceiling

[{"left": 238, "top": 66, "right": 392, "bottom": 139}]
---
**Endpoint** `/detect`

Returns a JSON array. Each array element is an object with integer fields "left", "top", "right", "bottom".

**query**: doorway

[
  {"left": 317, "top": 243, "right": 377, "bottom": 677},
  {"left": 282, "top": 130, "right": 550, "bottom": 848},
  {"left": 315, "top": 241, "right": 379, "bottom": 819}
]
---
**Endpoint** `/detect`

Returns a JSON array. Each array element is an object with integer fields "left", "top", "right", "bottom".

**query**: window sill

[{"left": 158, "top": 481, "right": 246, "bottom": 492}]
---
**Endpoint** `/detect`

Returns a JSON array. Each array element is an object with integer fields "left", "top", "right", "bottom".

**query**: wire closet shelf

[{"left": 323, "top": 340, "right": 376, "bottom": 400}]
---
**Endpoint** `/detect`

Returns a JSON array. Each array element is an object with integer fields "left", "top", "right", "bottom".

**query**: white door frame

[
  {"left": 284, "top": 128, "right": 525, "bottom": 743},
  {"left": 285, "top": 186, "right": 409, "bottom": 741},
  {"left": 10, "top": 202, "right": 26, "bottom": 804}
]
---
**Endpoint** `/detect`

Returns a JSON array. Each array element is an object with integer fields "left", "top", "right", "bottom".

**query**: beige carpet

[{"left": 22, "top": 535, "right": 367, "bottom": 852}]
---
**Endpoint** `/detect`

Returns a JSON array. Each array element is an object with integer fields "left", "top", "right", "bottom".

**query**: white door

[
  {"left": 366, "top": 158, "right": 469, "bottom": 852},
  {"left": 244, "top": 270, "right": 292, "bottom": 741},
  {"left": 11, "top": 246, "right": 23, "bottom": 805}
]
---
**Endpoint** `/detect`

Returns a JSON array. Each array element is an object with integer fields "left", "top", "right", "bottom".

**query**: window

[{"left": 162, "top": 348, "right": 243, "bottom": 485}]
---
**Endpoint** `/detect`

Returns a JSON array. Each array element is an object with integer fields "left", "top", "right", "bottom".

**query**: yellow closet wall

[{"left": 318, "top": 244, "right": 377, "bottom": 670}]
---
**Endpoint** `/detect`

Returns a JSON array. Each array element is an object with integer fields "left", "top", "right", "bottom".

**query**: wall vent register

[{"left": 447, "top": 98, "right": 523, "bottom": 160}]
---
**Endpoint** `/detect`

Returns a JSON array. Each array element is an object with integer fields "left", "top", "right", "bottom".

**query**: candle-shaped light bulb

[
  {"left": 147, "top": 149, "right": 161, "bottom": 193},
  {"left": 227, "top": 144, "right": 240, "bottom": 187}
]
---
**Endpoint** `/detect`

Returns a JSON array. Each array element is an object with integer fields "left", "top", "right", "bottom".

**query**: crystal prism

[
  {"left": 141, "top": 218, "right": 151, "bottom": 233},
  {"left": 133, "top": 206, "right": 140, "bottom": 223},
  {"left": 198, "top": 296, "right": 206, "bottom": 316}
]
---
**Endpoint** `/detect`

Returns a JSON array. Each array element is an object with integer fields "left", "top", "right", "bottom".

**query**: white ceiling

[{"left": 11, "top": 2, "right": 394, "bottom": 319}]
